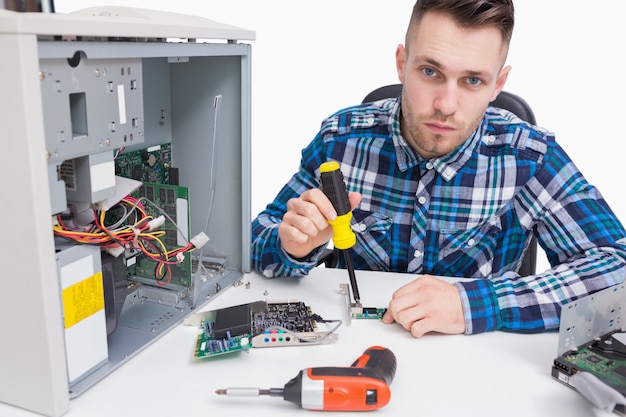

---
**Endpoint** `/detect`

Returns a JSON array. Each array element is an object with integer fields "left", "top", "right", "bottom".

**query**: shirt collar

[
  {"left": 433, "top": 121, "right": 485, "bottom": 181},
  {"left": 391, "top": 98, "right": 486, "bottom": 181},
  {"left": 390, "top": 99, "right": 422, "bottom": 171}
]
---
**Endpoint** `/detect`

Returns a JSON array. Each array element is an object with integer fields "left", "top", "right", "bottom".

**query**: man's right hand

[{"left": 278, "top": 188, "right": 361, "bottom": 259}]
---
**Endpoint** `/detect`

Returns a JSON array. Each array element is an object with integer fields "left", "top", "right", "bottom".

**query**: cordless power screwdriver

[{"left": 215, "top": 345, "right": 397, "bottom": 411}]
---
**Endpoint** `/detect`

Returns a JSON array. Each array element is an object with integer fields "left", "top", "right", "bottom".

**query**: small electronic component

[
  {"left": 184, "top": 300, "right": 340, "bottom": 359},
  {"left": 339, "top": 283, "right": 386, "bottom": 322},
  {"left": 114, "top": 143, "right": 176, "bottom": 185},
  {"left": 352, "top": 307, "right": 387, "bottom": 320},
  {"left": 194, "top": 328, "right": 253, "bottom": 359},
  {"left": 214, "top": 303, "right": 253, "bottom": 339}
]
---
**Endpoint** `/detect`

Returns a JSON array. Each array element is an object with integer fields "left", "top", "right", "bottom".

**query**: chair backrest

[{"left": 362, "top": 84, "right": 538, "bottom": 276}]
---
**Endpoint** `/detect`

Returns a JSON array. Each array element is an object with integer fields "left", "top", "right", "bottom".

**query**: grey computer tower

[{"left": 0, "top": 7, "right": 254, "bottom": 416}]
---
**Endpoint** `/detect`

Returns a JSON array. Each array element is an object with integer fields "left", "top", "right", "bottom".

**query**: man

[{"left": 251, "top": 0, "right": 626, "bottom": 337}]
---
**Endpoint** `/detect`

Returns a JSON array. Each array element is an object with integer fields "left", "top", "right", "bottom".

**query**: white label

[
  {"left": 117, "top": 84, "right": 127, "bottom": 125},
  {"left": 91, "top": 160, "right": 116, "bottom": 192}
]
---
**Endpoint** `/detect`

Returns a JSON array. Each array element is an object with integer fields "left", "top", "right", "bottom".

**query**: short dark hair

[{"left": 406, "top": 0, "right": 515, "bottom": 48}]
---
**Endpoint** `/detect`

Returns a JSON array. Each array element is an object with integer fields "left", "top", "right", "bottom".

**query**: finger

[
  {"left": 382, "top": 309, "right": 395, "bottom": 324},
  {"left": 385, "top": 298, "right": 426, "bottom": 332},
  {"left": 286, "top": 195, "right": 332, "bottom": 232},
  {"left": 410, "top": 319, "right": 434, "bottom": 338},
  {"left": 387, "top": 284, "right": 424, "bottom": 317},
  {"left": 282, "top": 207, "right": 330, "bottom": 239},
  {"left": 396, "top": 305, "right": 427, "bottom": 332},
  {"left": 348, "top": 192, "right": 362, "bottom": 210},
  {"left": 301, "top": 189, "right": 337, "bottom": 221},
  {"left": 279, "top": 212, "right": 317, "bottom": 244}
]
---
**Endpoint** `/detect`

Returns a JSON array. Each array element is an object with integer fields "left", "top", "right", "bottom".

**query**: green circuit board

[
  {"left": 194, "top": 331, "right": 253, "bottom": 359},
  {"left": 191, "top": 300, "right": 321, "bottom": 359},
  {"left": 113, "top": 143, "right": 192, "bottom": 287},
  {"left": 114, "top": 143, "right": 174, "bottom": 184},
  {"left": 131, "top": 182, "right": 192, "bottom": 286},
  {"left": 192, "top": 308, "right": 253, "bottom": 359},
  {"left": 352, "top": 307, "right": 387, "bottom": 320},
  {"left": 560, "top": 347, "right": 626, "bottom": 391}
]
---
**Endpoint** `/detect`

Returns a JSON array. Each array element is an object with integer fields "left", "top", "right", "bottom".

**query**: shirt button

[
  {"left": 366, "top": 117, "right": 375, "bottom": 126},
  {"left": 467, "top": 238, "right": 476, "bottom": 247},
  {"left": 418, "top": 196, "right": 427, "bottom": 205},
  {"left": 356, "top": 223, "right": 366, "bottom": 232},
  {"left": 486, "top": 135, "right": 496, "bottom": 143},
  {"left": 425, "top": 161, "right": 434, "bottom": 170},
  {"left": 413, "top": 250, "right": 422, "bottom": 258}
]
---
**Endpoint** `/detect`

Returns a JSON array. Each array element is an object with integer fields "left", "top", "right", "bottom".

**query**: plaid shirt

[{"left": 251, "top": 98, "right": 626, "bottom": 334}]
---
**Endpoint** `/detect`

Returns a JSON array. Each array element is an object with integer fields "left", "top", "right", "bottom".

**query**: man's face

[{"left": 396, "top": 11, "right": 511, "bottom": 159}]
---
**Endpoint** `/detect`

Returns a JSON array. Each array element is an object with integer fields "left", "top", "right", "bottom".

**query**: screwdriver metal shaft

[
  {"left": 215, "top": 387, "right": 284, "bottom": 397},
  {"left": 342, "top": 250, "right": 360, "bottom": 304}
]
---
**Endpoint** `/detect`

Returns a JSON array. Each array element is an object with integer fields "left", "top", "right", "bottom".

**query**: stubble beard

[{"left": 400, "top": 96, "right": 483, "bottom": 159}]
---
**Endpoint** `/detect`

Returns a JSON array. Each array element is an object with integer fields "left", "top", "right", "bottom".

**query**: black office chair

[{"left": 319, "top": 84, "right": 538, "bottom": 277}]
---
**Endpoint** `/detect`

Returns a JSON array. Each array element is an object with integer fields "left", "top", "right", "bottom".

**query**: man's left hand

[{"left": 382, "top": 275, "right": 466, "bottom": 337}]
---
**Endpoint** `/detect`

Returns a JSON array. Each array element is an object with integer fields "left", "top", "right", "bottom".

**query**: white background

[{"left": 54, "top": 0, "right": 626, "bottom": 272}]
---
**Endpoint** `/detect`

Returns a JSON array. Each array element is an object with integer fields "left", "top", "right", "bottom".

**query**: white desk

[{"left": 0, "top": 269, "right": 614, "bottom": 417}]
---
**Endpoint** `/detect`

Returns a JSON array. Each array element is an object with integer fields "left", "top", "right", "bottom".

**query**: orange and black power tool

[{"left": 215, "top": 345, "right": 397, "bottom": 411}]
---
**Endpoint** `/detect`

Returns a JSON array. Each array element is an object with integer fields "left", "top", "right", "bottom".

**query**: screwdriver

[
  {"left": 215, "top": 345, "right": 396, "bottom": 411},
  {"left": 319, "top": 161, "right": 360, "bottom": 306}
]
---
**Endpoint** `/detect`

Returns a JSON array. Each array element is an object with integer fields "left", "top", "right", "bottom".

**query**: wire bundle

[{"left": 53, "top": 195, "right": 198, "bottom": 286}]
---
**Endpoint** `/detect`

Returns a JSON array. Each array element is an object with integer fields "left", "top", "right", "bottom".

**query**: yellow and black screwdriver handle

[{"left": 319, "top": 161, "right": 356, "bottom": 250}]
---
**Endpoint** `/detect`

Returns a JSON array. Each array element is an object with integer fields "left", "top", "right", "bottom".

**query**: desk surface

[{"left": 0, "top": 268, "right": 614, "bottom": 417}]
